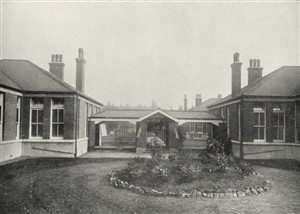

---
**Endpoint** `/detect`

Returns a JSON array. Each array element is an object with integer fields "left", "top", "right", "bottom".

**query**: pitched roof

[
  {"left": 209, "top": 66, "right": 300, "bottom": 107},
  {"left": 91, "top": 109, "right": 222, "bottom": 121},
  {"left": 189, "top": 98, "right": 221, "bottom": 111},
  {"left": 0, "top": 59, "right": 103, "bottom": 106}
]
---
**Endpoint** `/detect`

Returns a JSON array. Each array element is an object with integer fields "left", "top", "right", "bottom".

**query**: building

[
  {"left": 0, "top": 49, "right": 103, "bottom": 162},
  {"left": 208, "top": 53, "right": 300, "bottom": 160},
  {"left": 90, "top": 108, "right": 223, "bottom": 152}
]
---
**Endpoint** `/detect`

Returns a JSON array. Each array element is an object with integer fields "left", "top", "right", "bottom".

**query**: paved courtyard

[{"left": 0, "top": 156, "right": 299, "bottom": 214}]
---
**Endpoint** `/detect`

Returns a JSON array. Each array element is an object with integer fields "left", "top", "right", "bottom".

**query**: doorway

[{"left": 146, "top": 118, "right": 169, "bottom": 149}]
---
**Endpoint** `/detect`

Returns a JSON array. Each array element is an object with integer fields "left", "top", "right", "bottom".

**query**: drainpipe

[
  {"left": 240, "top": 93, "right": 244, "bottom": 160},
  {"left": 74, "top": 94, "right": 79, "bottom": 158},
  {"left": 295, "top": 103, "right": 298, "bottom": 143}
]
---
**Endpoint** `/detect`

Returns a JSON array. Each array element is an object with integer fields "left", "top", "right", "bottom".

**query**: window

[
  {"left": 221, "top": 108, "right": 224, "bottom": 118},
  {"left": 272, "top": 104, "right": 285, "bottom": 141},
  {"left": 196, "top": 123, "right": 204, "bottom": 133},
  {"left": 52, "top": 98, "right": 64, "bottom": 138},
  {"left": 253, "top": 103, "right": 265, "bottom": 141},
  {"left": 0, "top": 94, "right": 3, "bottom": 141},
  {"left": 30, "top": 98, "right": 44, "bottom": 138},
  {"left": 16, "top": 97, "right": 21, "bottom": 139}
]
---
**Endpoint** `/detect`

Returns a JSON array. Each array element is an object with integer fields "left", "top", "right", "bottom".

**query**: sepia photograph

[{"left": 0, "top": 0, "right": 299, "bottom": 213}]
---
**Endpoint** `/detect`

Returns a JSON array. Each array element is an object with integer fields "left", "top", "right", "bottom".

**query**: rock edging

[{"left": 109, "top": 171, "right": 272, "bottom": 198}]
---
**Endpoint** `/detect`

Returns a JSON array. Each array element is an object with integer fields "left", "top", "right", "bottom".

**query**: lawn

[{"left": 0, "top": 157, "right": 300, "bottom": 214}]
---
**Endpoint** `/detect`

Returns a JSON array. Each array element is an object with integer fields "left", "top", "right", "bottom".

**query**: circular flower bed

[{"left": 109, "top": 153, "right": 272, "bottom": 198}]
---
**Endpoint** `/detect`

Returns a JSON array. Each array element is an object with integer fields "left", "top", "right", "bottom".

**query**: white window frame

[
  {"left": 272, "top": 105, "right": 285, "bottom": 142},
  {"left": 253, "top": 104, "right": 266, "bottom": 142},
  {"left": 221, "top": 108, "right": 224, "bottom": 118},
  {"left": 16, "top": 97, "right": 21, "bottom": 139},
  {"left": 30, "top": 98, "right": 44, "bottom": 139},
  {"left": 0, "top": 94, "right": 3, "bottom": 142},
  {"left": 51, "top": 98, "right": 64, "bottom": 139}
]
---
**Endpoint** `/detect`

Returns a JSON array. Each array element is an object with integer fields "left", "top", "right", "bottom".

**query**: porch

[{"left": 89, "top": 109, "right": 224, "bottom": 153}]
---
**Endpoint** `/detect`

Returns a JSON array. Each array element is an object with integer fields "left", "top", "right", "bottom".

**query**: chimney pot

[
  {"left": 184, "top": 95, "right": 187, "bottom": 111},
  {"left": 195, "top": 94, "right": 202, "bottom": 107},
  {"left": 49, "top": 53, "right": 65, "bottom": 80},
  {"left": 233, "top": 52, "right": 240, "bottom": 63},
  {"left": 248, "top": 58, "right": 263, "bottom": 85},
  {"left": 76, "top": 48, "right": 86, "bottom": 93},
  {"left": 231, "top": 52, "right": 242, "bottom": 96},
  {"left": 79, "top": 48, "right": 84, "bottom": 58}
]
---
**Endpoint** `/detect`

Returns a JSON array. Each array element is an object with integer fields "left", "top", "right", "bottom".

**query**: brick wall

[
  {"left": 228, "top": 103, "right": 239, "bottom": 141},
  {"left": 88, "top": 121, "right": 95, "bottom": 149},
  {"left": 64, "top": 97, "right": 76, "bottom": 139},
  {"left": 243, "top": 102, "right": 254, "bottom": 142},
  {"left": 3, "top": 93, "right": 17, "bottom": 141},
  {"left": 285, "top": 102, "right": 295, "bottom": 143},
  {"left": 78, "top": 99, "right": 87, "bottom": 139}
]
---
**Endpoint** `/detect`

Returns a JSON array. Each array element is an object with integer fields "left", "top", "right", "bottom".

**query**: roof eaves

[{"left": 0, "top": 68, "right": 25, "bottom": 91}]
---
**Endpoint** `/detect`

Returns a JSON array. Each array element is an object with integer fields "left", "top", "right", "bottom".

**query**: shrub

[
  {"left": 239, "top": 161, "right": 254, "bottom": 176},
  {"left": 127, "top": 157, "right": 148, "bottom": 178},
  {"left": 207, "top": 138, "right": 224, "bottom": 155},
  {"left": 175, "top": 162, "right": 202, "bottom": 184},
  {"left": 168, "top": 153, "right": 178, "bottom": 162},
  {"left": 151, "top": 165, "right": 170, "bottom": 182},
  {"left": 198, "top": 152, "right": 213, "bottom": 164},
  {"left": 151, "top": 151, "right": 164, "bottom": 163},
  {"left": 216, "top": 154, "right": 230, "bottom": 172},
  {"left": 206, "top": 137, "right": 232, "bottom": 156}
]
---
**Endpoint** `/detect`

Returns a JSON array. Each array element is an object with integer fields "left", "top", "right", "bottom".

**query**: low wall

[
  {"left": 22, "top": 140, "right": 75, "bottom": 158},
  {"left": 232, "top": 141, "right": 300, "bottom": 161},
  {"left": 0, "top": 140, "right": 22, "bottom": 162}
]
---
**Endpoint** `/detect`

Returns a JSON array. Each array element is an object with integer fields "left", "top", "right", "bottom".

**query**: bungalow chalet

[
  {"left": 90, "top": 108, "right": 223, "bottom": 152},
  {"left": 208, "top": 53, "right": 300, "bottom": 160},
  {"left": 0, "top": 49, "right": 103, "bottom": 162}
]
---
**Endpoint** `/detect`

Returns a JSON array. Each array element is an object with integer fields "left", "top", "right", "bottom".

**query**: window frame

[
  {"left": 30, "top": 98, "right": 44, "bottom": 139},
  {"left": 51, "top": 98, "right": 64, "bottom": 139},
  {"left": 16, "top": 97, "right": 21, "bottom": 139},
  {"left": 253, "top": 103, "right": 266, "bottom": 142},
  {"left": 272, "top": 104, "right": 285, "bottom": 142}
]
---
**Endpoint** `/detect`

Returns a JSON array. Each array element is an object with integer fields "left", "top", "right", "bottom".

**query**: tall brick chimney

[
  {"left": 76, "top": 48, "right": 86, "bottom": 93},
  {"left": 231, "top": 52, "right": 242, "bottom": 97},
  {"left": 248, "top": 59, "right": 263, "bottom": 85},
  {"left": 195, "top": 94, "right": 202, "bottom": 107},
  {"left": 184, "top": 94, "right": 187, "bottom": 111},
  {"left": 49, "top": 54, "right": 65, "bottom": 80}
]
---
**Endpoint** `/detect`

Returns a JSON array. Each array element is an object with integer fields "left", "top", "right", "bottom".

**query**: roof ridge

[
  {"left": 26, "top": 60, "right": 76, "bottom": 92},
  {"left": 0, "top": 68, "right": 25, "bottom": 91},
  {"left": 243, "top": 66, "right": 284, "bottom": 95}
]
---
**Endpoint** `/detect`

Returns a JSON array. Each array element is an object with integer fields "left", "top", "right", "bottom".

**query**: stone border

[{"left": 109, "top": 171, "right": 272, "bottom": 198}]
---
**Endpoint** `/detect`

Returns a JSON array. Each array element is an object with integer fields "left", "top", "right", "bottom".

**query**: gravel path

[{"left": 0, "top": 158, "right": 299, "bottom": 214}]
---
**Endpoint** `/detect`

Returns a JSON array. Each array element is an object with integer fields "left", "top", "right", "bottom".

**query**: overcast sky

[{"left": 1, "top": 1, "right": 299, "bottom": 109}]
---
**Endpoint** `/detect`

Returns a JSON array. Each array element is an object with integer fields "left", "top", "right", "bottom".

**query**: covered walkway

[{"left": 89, "top": 108, "right": 224, "bottom": 153}]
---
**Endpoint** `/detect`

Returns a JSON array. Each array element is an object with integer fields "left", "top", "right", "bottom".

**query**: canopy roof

[{"left": 91, "top": 109, "right": 223, "bottom": 125}]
